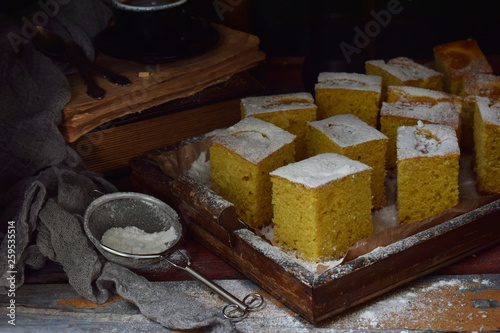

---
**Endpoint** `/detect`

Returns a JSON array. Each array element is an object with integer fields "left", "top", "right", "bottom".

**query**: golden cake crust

[{"left": 314, "top": 72, "right": 382, "bottom": 126}]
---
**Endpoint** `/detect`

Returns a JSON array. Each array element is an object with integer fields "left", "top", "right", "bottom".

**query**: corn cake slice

[
  {"left": 386, "top": 85, "right": 462, "bottom": 106},
  {"left": 380, "top": 96, "right": 460, "bottom": 169},
  {"left": 397, "top": 122, "right": 460, "bottom": 224},
  {"left": 461, "top": 74, "right": 500, "bottom": 150},
  {"left": 473, "top": 96, "right": 500, "bottom": 194},
  {"left": 314, "top": 72, "right": 382, "bottom": 127},
  {"left": 241, "top": 92, "right": 317, "bottom": 161},
  {"left": 366, "top": 57, "right": 443, "bottom": 91},
  {"left": 386, "top": 85, "right": 467, "bottom": 149},
  {"left": 270, "top": 153, "right": 373, "bottom": 262},
  {"left": 306, "top": 114, "right": 388, "bottom": 209},
  {"left": 433, "top": 39, "right": 493, "bottom": 95},
  {"left": 210, "top": 117, "right": 296, "bottom": 228}
]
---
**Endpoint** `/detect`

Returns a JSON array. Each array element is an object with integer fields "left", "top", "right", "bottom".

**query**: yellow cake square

[
  {"left": 459, "top": 74, "right": 500, "bottom": 151},
  {"left": 241, "top": 92, "right": 317, "bottom": 161},
  {"left": 314, "top": 72, "right": 382, "bottom": 127},
  {"left": 386, "top": 85, "right": 462, "bottom": 107},
  {"left": 270, "top": 153, "right": 373, "bottom": 262},
  {"left": 433, "top": 39, "right": 493, "bottom": 95},
  {"left": 396, "top": 122, "right": 460, "bottom": 224},
  {"left": 473, "top": 96, "right": 500, "bottom": 194},
  {"left": 366, "top": 57, "right": 444, "bottom": 91},
  {"left": 210, "top": 117, "right": 296, "bottom": 228},
  {"left": 380, "top": 87, "right": 461, "bottom": 168},
  {"left": 306, "top": 114, "right": 388, "bottom": 209}
]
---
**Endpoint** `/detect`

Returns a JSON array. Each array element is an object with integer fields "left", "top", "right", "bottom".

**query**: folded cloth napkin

[{"left": 0, "top": 1, "right": 235, "bottom": 331}]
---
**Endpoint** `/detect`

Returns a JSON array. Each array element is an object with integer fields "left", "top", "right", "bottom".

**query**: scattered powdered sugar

[
  {"left": 372, "top": 204, "right": 398, "bottom": 233},
  {"left": 235, "top": 228, "right": 341, "bottom": 283},
  {"left": 257, "top": 224, "right": 344, "bottom": 274},
  {"left": 186, "top": 151, "right": 210, "bottom": 186},
  {"left": 270, "top": 153, "right": 371, "bottom": 189},
  {"left": 101, "top": 226, "right": 178, "bottom": 254},
  {"left": 330, "top": 277, "right": 469, "bottom": 329}
]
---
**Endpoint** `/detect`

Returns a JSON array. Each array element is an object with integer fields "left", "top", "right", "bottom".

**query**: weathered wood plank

[{"left": 1, "top": 275, "right": 499, "bottom": 332}]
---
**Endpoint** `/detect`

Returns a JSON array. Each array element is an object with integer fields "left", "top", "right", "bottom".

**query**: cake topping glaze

[
  {"left": 212, "top": 117, "right": 296, "bottom": 164},
  {"left": 397, "top": 121, "right": 459, "bottom": 160},
  {"left": 381, "top": 100, "right": 460, "bottom": 130},
  {"left": 315, "top": 72, "right": 382, "bottom": 92},
  {"left": 270, "top": 153, "right": 371, "bottom": 188},
  {"left": 308, "top": 114, "right": 387, "bottom": 147},
  {"left": 476, "top": 96, "right": 500, "bottom": 126},
  {"left": 241, "top": 92, "right": 315, "bottom": 116},
  {"left": 366, "top": 57, "right": 442, "bottom": 81}
]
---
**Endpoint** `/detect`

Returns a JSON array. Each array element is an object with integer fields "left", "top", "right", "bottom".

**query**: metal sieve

[{"left": 83, "top": 192, "right": 264, "bottom": 320}]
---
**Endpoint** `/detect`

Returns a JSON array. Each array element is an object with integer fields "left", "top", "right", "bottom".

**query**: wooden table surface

[{"left": 1, "top": 237, "right": 500, "bottom": 332}]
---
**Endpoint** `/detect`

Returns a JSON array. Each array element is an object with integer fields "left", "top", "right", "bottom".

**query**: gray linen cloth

[{"left": 0, "top": 1, "right": 235, "bottom": 331}]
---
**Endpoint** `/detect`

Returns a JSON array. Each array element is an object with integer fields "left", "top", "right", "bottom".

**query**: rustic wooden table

[{"left": 1, "top": 238, "right": 499, "bottom": 332}]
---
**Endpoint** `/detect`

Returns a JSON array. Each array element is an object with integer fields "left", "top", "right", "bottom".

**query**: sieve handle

[{"left": 163, "top": 251, "right": 264, "bottom": 320}]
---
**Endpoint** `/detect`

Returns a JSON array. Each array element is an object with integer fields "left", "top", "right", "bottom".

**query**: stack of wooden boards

[{"left": 60, "top": 25, "right": 265, "bottom": 173}]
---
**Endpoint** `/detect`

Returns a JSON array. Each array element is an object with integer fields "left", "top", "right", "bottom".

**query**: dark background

[
  {"left": 2, "top": 0, "right": 499, "bottom": 91},
  {"left": 3, "top": 0, "right": 499, "bottom": 60},
  {"left": 189, "top": 0, "right": 500, "bottom": 90}
]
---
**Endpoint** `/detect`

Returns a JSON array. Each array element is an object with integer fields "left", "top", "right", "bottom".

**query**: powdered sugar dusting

[
  {"left": 308, "top": 114, "right": 387, "bottom": 147},
  {"left": 397, "top": 122, "right": 460, "bottom": 160},
  {"left": 367, "top": 57, "right": 443, "bottom": 82},
  {"left": 179, "top": 275, "right": 495, "bottom": 332},
  {"left": 270, "top": 153, "right": 371, "bottom": 189},
  {"left": 186, "top": 151, "right": 210, "bottom": 186},
  {"left": 476, "top": 95, "right": 500, "bottom": 126},
  {"left": 315, "top": 72, "right": 382, "bottom": 92},
  {"left": 381, "top": 100, "right": 460, "bottom": 130},
  {"left": 242, "top": 92, "right": 316, "bottom": 116},
  {"left": 462, "top": 73, "right": 500, "bottom": 99},
  {"left": 212, "top": 117, "right": 296, "bottom": 165},
  {"left": 388, "top": 85, "right": 460, "bottom": 103}
]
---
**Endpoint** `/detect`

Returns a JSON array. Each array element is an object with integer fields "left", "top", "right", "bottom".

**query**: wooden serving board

[{"left": 129, "top": 139, "right": 500, "bottom": 324}]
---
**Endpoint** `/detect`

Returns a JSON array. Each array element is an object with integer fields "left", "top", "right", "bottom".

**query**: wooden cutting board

[{"left": 60, "top": 24, "right": 265, "bottom": 143}]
